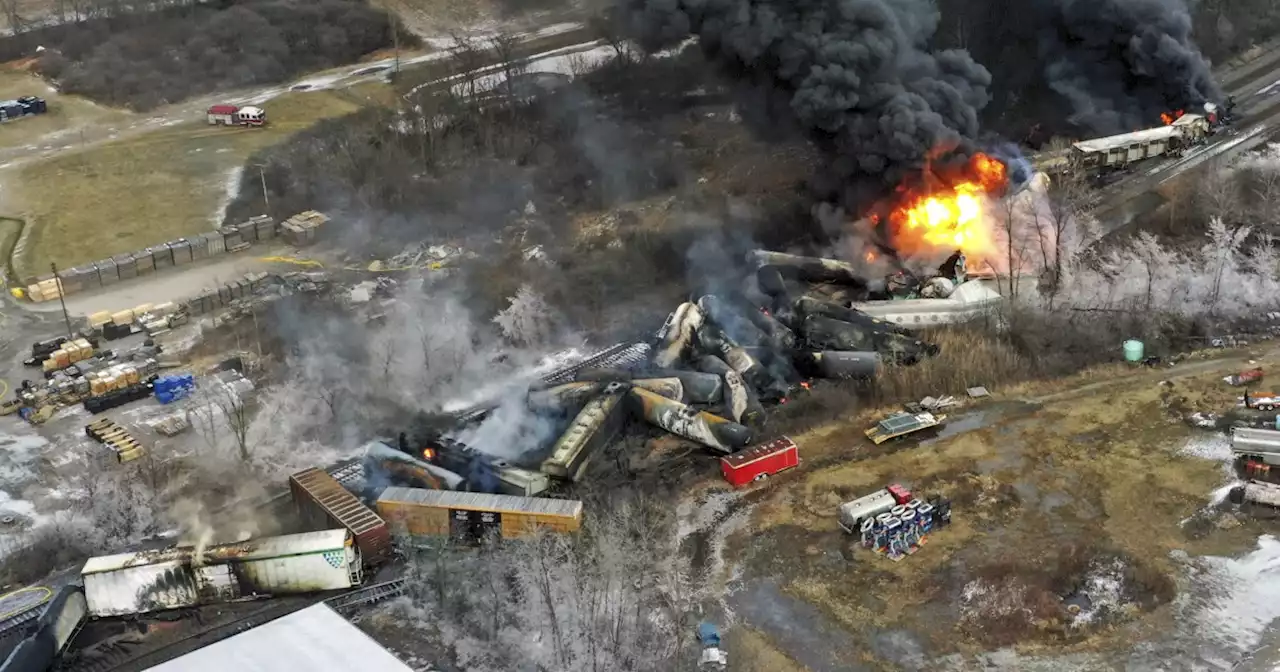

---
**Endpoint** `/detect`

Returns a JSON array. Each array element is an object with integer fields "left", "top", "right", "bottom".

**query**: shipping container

[
  {"left": 376, "top": 487, "right": 583, "bottom": 544},
  {"left": 169, "top": 239, "right": 192, "bottom": 264},
  {"left": 133, "top": 249, "right": 155, "bottom": 274},
  {"left": 150, "top": 244, "right": 174, "bottom": 269},
  {"left": 289, "top": 468, "right": 392, "bottom": 565},
  {"left": 112, "top": 253, "right": 136, "bottom": 280},
  {"left": 222, "top": 228, "right": 244, "bottom": 249},
  {"left": 720, "top": 437, "right": 800, "bottom": 488},
  {"left": 81, "top": 529, "right": 361, "bottom": 617},
  {"left": 206, "top": 232, "right": 226, "bottom": 256},
  {"left": 237, "top": 220, "right": 259, "bottom": 243},
  {"left": 93, "top": 258, "right": 118, "bottom": 284},
  {"left": 189, "top": 235, "right": 209, "bottom": 261}
]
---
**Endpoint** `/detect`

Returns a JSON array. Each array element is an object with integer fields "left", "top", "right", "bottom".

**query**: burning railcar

[{"left": 80, "top": 529, "right": 361, "bottom": 618}]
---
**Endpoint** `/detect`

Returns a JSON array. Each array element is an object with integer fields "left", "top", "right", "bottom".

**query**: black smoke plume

[
  {"left": 620, "top": 0, "right": 993, "bottom": 204},
  {"left": 1034, "top": 0, "right": 1223, "bottom": 134}
]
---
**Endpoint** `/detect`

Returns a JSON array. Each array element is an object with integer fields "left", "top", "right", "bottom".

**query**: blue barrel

[
  {"left": 905, "top": 499, "right": 921, "bottom": 512},
  {"left": 1123, "top": 340, "right": 1144, "bottom": 362},
  {"left": 860, "top": 517, "right": 876, "bottom": 548},
  {"left": 917, "top": 503, "right": 934, "bottom": 534},
  {"left": 890, "top": 505, "right": 907, "bottom": 517},
  {"left": 900, "top": 509, "right": 918, "bottom": 543}
]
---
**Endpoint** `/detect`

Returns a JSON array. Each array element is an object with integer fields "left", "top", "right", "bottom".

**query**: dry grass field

[
  {"left": 7, "top": 89, "right": 365, "bottom": 277},
  {"left": 718, "top": 346, "right": 1278, "bottom": 667}
]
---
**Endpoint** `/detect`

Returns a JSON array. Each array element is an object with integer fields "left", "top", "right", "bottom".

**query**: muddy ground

[{"left": 680, "top": 346, "right": 1280, "bottom": 670}]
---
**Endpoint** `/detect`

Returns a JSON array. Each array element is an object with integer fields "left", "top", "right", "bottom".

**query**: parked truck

[
  {"left": 696, "top": 622, "right": 727, "bottom": 670},
  {"left": 0, "top": 96, "right": 47, "bottom": 123},
  {"left": 206, "top": 104, "right": 266, "bottom": 127}
]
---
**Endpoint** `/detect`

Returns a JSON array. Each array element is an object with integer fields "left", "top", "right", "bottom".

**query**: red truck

[
  {"left": 207, "top": 104, "right": 266, "bottom": 127},
  {"left": 720, "top": 437, "right": 799, "bottom": 487}
]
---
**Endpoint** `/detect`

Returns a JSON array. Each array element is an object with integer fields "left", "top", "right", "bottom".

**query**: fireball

[
  {"left": 1160, "top": 109, "right": 1185, "bottom": 125},
  {"left": 885, "top": 152, "right": 1008, "bottom": 262}
]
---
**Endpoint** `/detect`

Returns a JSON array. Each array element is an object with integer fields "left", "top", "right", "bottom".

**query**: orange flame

[
  {"left": 799, "top": 381, "right": 812, "bottom": 391},
  {"left": 885, "top": 152, "right": 1008, "bottom": 262},
  {"left": 1160, "top": 109, "right": 1185, "bottom": 125},
  {"left": 422, "top": 447, "right": 436, "bottom": 461}
]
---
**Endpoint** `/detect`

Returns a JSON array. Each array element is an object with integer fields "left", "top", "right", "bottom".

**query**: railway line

[
  {"left": 68, "top": 578, "right": 410, "bottom": 672},
  {"left": 1069, "top": 54, "right": 1280, "bottom": 239}
]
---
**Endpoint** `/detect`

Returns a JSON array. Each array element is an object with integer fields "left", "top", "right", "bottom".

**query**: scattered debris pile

[{"left": 408, "top": 249, "right": 957, "bottom": 489}]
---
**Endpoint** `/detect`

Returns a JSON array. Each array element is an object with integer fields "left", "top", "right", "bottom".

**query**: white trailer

[
  {"left": 81, "top": 529, "right": 361, "bottom": 617},
  {"left": 1071, "top": 114, "right": 1210, "bottom": 171},
  {"left": 1232, "top": 427, "right": 1280, "bottom": 467}
]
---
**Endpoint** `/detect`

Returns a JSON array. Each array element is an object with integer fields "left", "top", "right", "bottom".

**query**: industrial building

[{"left": 141, "top": 603, "right": 413, "bottom": 671}]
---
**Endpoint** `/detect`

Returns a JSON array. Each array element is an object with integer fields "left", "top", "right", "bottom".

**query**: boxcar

[
  {"left": 289, "top": 467, "right": 392, "bottom": 565},
  {"left": 376, "top": 487, "right": 582, "bottom": 544}
]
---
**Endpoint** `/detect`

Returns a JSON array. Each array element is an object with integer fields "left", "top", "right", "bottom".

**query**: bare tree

[{"left": 1039, "top": 167, "right": 1098, "bottom": 308}]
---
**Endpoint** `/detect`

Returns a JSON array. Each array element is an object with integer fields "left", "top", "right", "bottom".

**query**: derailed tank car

[{"left": 80, "top": 529, "right": 361, "bottom": 618}]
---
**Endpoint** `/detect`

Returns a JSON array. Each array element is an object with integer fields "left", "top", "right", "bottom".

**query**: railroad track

[
  {"left": 449, "top": 341, "right": 653, "bottom": 424},
  {"left": 73, "top": 579, "right": 409, "bottom": 672},
  {"left": 324, "top": 579, "right": 407, "bottom": 614},
  {"left": 540, "top": 341, "right": 652, "bottom": 386}
]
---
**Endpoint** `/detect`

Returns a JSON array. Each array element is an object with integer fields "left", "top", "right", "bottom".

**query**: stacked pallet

[
  {"left": 280, "top": 211, "right": 329, "bottom": 247},
  {"left": 85, "top": 418, "right": 143, "bottom": 463},
  {"left": 42, "top": 338, "right": 94, "bottom": 374},
  {"left": 24, "top": 277, "right": 63, "bottom": 304}
]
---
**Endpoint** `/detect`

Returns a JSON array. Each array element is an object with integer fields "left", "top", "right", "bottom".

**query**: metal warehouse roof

[
  {"left": 142, "top": 603, "right": 412, "bottom": 672},
  {"left": 82, "top": 529, "right": 350, "bottom": 574},
  {"left": 378, "top": 486, "right": 583, "bottom": 518}
]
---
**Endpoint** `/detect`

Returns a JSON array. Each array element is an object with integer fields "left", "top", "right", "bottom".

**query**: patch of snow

[
  {"left": 1068, "top": 558, "right": 1130, "bottom": 628},
  {"left": 1186, "top": 535, "right": 1280, "bottom": 665},
  {"left": 1181, "top": 433, "right": 1234, "bottom": 462}
]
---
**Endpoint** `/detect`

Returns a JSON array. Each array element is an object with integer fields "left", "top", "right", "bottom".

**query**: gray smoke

[
  {"left": 1035, "top": 0, "right": 1223, "bottom": 133},
  {"left": 622, "top": 0, "right": 993, "bottom": 195}
]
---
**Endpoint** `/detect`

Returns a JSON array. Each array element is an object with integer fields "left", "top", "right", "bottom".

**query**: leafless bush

[
  {"left": 34, "top": 0, "right": 412, "bottom": 110},
  {"left": 387, "top": 492, "right": 688, "bottom": 671}
]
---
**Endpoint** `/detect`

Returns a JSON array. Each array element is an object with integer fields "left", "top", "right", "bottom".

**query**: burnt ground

[{"left": 674, "top": 346, "right": 1280, "bottom": 670}]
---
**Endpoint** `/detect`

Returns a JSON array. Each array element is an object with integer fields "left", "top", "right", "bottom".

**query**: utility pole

[
  {"left": 387, "top": 0, "right": 400, "bottom": 81},
  {"left": 50, "top": 262, "right": 73, "bottom": 341},
  {"left": 258, "top": 164, "right": 270, "bottom": 211}
]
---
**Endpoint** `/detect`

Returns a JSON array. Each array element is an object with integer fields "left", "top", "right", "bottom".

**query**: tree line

[{"left": 23, "top": 0, "right": 411, "bottom": 110}]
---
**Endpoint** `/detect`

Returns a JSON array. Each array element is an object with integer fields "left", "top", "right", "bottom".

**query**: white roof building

[{"left": 142, "top": 603, "right": 413, "bottom": 672}]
